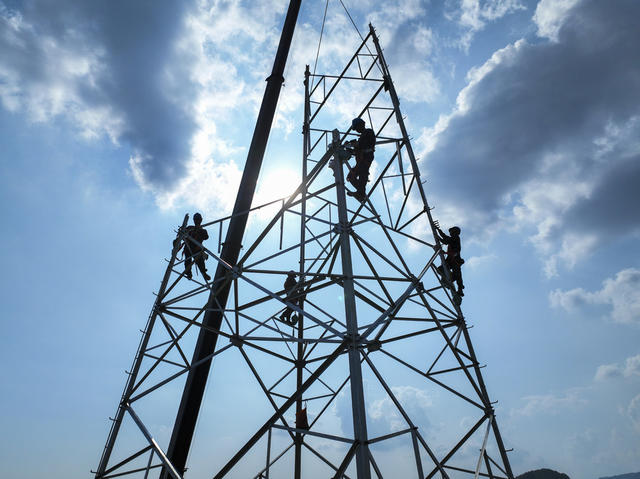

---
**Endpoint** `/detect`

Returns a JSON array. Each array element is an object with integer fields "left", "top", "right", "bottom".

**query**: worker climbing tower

[{"left": 94, "top": 7, "right": 514, "bottom": 479}]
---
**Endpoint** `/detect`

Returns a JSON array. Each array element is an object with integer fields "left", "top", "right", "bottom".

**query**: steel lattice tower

[{"left": 94, "top": 21, "right": 514, "bottom": 479}]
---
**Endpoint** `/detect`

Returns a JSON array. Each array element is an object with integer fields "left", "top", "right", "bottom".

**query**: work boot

[
  {"left": 184, "top": 269, "right": 192, "bottom": 280},
  {"left": 203, "top": 272, "right": 211, "bottom": 281}
]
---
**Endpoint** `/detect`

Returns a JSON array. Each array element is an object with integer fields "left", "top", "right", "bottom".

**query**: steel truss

[{"left": 95, "top": 24, "right": 514, "bottom": 479}]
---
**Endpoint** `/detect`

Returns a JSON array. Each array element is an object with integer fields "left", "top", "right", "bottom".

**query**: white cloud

[
  {"left": 465, "top": 254, "right": 496, "bottom": 269},
  {"left": 628, "top": 394, "right": 640, "bottom": 433},
  {"left": 368, "top": 385, "right": 432, "bottom": 432},
  {"left": 420, "top": 1, "right": 640, "bottom": 275},
  {"left": 533, "top": 0, "right": 582, "bottom": 41},
  {"left": 550, "top": 268, "right": 640, "bottom": 325},
  {"left": 449, "top": 0, "right": 526, "bottom": 50},
  {"left": 513, "top": 389, "right": 587, "bottom": 416},
  {"left": 595, "top": 354, "right": 640, "bottom": 381}
]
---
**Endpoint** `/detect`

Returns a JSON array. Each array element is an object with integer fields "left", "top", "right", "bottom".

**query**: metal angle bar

[
  {"left": 411, "top": 428, "right": 425, "bottom": 479},
  {"left": 348, "top": 231, "right": 409, "bottom": 279},
  {"left": 356, "top": 53, "right": 364, "bottom": 78},
  {"left": 212, "top": 341, "right": 346, "bottom": 479},
  {"left": 130, "top": 305, "right": 205, "bottom": 397},
  {"left": 352, "top": 278, "right": 391, "bottom": 309},
  {"left": 304, "top": 392, "right": 336, "bottom": 401},
  {"left": 237, "top": 311, "right": 298, "bottom": 343},
  {"left": 360, "top": 250, "right": 438, "bottom": 340},
  {"left": 369, "top": 25, "right": 450, "bottom": 297},
  {"left": 310, "top": 127, "right": 401, "bottom": 144},
  {"left": 474, "top": 416, "right": 492, "bottom": 479},
  {"left": 128, "top": 344, "right": 234, "bottom": 404},
  {"left": 396, "top": 141, "right": 407, "bottom": 195},
  {"left": 362, "top": 352, "right": 449, "bottom": 479},
  {"left": 102, "top": 464, "right": 162, "bottom": 479},
  {"left": 142, "top": 353, "right": 186, "bottom": 369},
  {"left": 143, "top": 450, "right": 155, "bottom": 479},
  {"left": 378, "top": 348, "right": 484, "bottom": 409},
  {"left": 367, "top": 427, "right": 413, "bottom": 445},
  {"left": 236, "top": 145, "right": 338, "bottom": 269},
  {"left": 427, "top": 336, "right": 454, "bottom": 375},
  {"left": 308, "top": 373, "right": 350, "bottom": 429},
  {"left": 374, "top": 108, "right": 396, "bottom": 137},
  {"left": 424, "top": 414, "right": 488, "bottom": 479},
  {"left": 350, "top": 234, "right": 394, "bottom": 305},
  {"left": 251, "top": 442, "right": 295, "bottom": 479},
  {"left": 303, "top": 442, "right": 352, "bottom": 479},
  {"left": 380, "top": 177, "right": 393, "bottom": 227},
  {"left": 308, "top": 31, "right": 373, "bottom": 123},
  {"left": 243, "top": 217, "right": 333, "bottom": 270},
  {"left": 160, "top": 274, "right": 184, "bottom": 302},
  {"left": 331, "top": 441, "right": 360, "bottom": 479},
  {"left": 379, "top": 325, "right": 447, "bottom": 345},
  {"left": 268, "top": 365, "right": 296, "bottom": 393},
  {"left": 236, "top": 278, "right": 331, "bottom": 311},
  {"left": 443, "top": 465, "right": 506, "bottom": 479},
  {"left": 485, "top": 452, "right": 508, "bottom": 477},
  {"left": 416, "top": 289, "right": 484, "bottom": 401},
  {"left": 126, "top": 405, "right": 182, "bottom": 479},
  {"left": 303, "top": 364, "right": 339, "bottom": 395},
  {"left": 101, "top": 446, "right": 153, "bottom": 476},
  {"left": 95, "top": 215, "right": 188, "bottom": 478},
  {"left": 357, "top": 198, "right": 411, "bottom": 275},
  {"left": 144, "top": 338, "right": 175, "bottom": 353},
  {"left": 483, "top": 451, "right": 495, "bottom": 479},
  {"left": 393, "top": 170, "right": 415, "bottom": 231},
  {"left": 330, "top": 129, "right": 371, "bottom": 479},
  {"left": 158, "top": 313, "right": 190, "bottom": 366},
  {"left": 309, "top": 73, "right": 384, "bottom": 82},
  {"left": 271, "top": 424, "right": 354, "bottom": 444},
  {"left": 238, "top": 347, "right": 296, "bottom": 442},
  {"left": 397, "top": 208, "right": 426, "bottom": 234},
  {"left": 199, "top": 195, "right": 296, "bottom": 229},
  {"left": 365, "top": 105, "right": 394, "bottom": 111},
  {"left": 368, "top": 451, "right": 384, "bottom": 479},
  {"left": 363, "top": 53, "right": 380, "bottom": 78},
  {"left": 428, "top": 364, "right": 477, "bottom": 377}
]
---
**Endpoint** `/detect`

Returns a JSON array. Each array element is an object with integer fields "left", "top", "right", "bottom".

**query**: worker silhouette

[
  {"left": 436, "top": 225, "right": 465, "bottom": 296},
  {"left": 183, "top": 213, "right": 211, "bottom": 281},
  {"left": 346, "top": 117, "right": 375, "bottom": 202},
  {"left": 280, "top": 271, "right": 303, "bottom": 325}
]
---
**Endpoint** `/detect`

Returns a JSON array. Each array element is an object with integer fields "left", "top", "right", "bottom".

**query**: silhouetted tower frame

[{"left": 94, "top": 18, "right": 515, "bottom": 479}]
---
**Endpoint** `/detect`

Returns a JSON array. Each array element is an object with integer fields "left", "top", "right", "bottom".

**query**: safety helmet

[
  {"left": 449, "top": 226, "right": 461, "bottom": 235},
  {"left": 351, "top": 118, "right": 365, "bottom": 130},
  {"left": 193, "top": 212, "right": 203, "bottom": 224}
]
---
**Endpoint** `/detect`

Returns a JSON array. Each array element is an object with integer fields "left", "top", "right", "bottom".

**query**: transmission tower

[{"left": 94, "top": 21, "right": 514, "bottom": 479}]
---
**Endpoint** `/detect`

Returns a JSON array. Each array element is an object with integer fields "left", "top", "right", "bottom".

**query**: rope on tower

[{"left": 311, "top": 0, "right": 330, "bottom": 83}]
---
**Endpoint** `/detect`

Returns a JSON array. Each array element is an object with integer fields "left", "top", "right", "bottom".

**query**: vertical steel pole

[
  {"left": 294, "top": 64, "right": 311, "bottom": 479},
  {"left": 330, "top": 130, "right": 372, "bottom": 479},
  {"left": 161, "top": 2, "right": 302, "bottom": 477}
]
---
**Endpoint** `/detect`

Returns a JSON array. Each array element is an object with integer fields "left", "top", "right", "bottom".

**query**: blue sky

[{"left": 1, "top": 0, "right": 639, "bottom": 478}]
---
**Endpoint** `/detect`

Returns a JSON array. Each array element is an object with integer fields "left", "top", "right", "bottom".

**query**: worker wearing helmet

[
  {"left": 280, "top": 271, "right": 303, "bottom": 325},
  {"left": 436, "top": 225, "right": 465, "bottom": 296},
  {"left": 183, "top": 212, "right": 211, "bottom": 281},
  {"left": 346, "top": 117, "right": 376, "bottom": 201}
]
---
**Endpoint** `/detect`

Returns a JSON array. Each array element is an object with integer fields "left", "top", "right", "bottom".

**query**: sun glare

[{"left": 254, "top": 166, "right": 301, "bottom": 205}]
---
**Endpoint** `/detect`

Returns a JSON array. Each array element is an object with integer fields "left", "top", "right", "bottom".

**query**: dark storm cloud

[
  {"left": 0, "top": 0, "right": 198, "bottom": 187},
  {"left": 423, "top": 0, "right": 640, "bottom": 245},
  {"left": 565, "top": 156, "right": 640, "bottom": 236}
]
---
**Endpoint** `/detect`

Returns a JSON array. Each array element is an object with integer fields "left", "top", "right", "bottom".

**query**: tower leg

[{"left": 330, "top": 130, "right": 371, "bottom": 479}]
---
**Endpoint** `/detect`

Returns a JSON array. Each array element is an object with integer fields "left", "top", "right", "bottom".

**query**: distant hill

[
  {"left": 599, "top": 473, "right": 640, "bottom": 479},
  {"left": 516, "top": 469, "right": 570, "bottom": 479}
]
